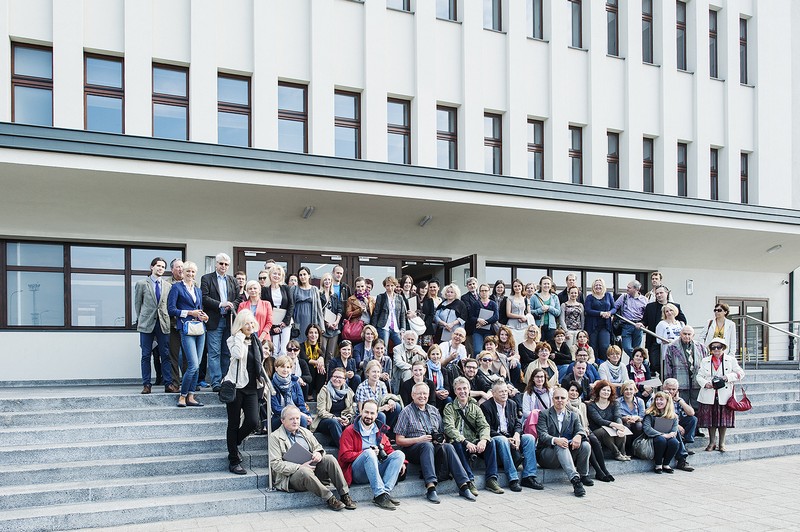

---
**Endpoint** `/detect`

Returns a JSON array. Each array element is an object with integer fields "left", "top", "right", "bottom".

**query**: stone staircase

[{"left": 0, "top": 369, "right": 798, "bottom": 531}]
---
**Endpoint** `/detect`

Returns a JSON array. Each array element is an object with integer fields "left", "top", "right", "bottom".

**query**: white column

[
  {"left": 413, "top": 0, "right": 437, "bottom": 168},
  {"left": 362, "top": 0, "right": 386, "bottom": 162},
  {"left": 547, "top": 0, "right": 572, "bottom": 183},
  {"left": 189, "top": 0, "right": 217, "bottom": 143},
  {"left": 124, "top": 0, "right": 153, "bottom": 137},
  {"left": 251, "top": 0, "right": 278, "bottom": 150},
  {"left": 460, "top": 0, "right": 484, "bottom": 172},
  {"left": 52, "top": 0, "right": 84, "bottom": 130},
  {"left": 309, "top": 0, "right": 335, "bottom": 156},
  {"left": 505, "top": 0, "right": 527, "bottom": 178}
]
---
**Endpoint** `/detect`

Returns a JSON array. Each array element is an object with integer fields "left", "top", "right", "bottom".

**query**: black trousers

[{"left": 226, "top": 389, "right": 259, "bottom": 464}]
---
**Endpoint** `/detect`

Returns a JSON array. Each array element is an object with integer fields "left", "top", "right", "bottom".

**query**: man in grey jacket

[{"left": 134, "top": 257, "right": 175, "bottom": 394}]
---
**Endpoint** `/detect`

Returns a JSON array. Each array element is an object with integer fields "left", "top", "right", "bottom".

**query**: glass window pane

[
  {"left": 86, "top": 57, "right": 122, "bottom": 88},
  {"left": 153, "top": 103, "right": 188, "bottom": 140},
  {"left": 335, "top": 126, "right": 358, "bottom": 158},
  {"left": 571, "top": 2, "right": 582, "bottom": 47},
  {"left": 642, "top": 22, "right": 653, "bottom": 62},
  {"left": 335, "top": 93, "right": 358, "bottom": 119},
  {"left": 437, "top": 108, "right": 455, "bottom": 133},
  {"left": 387, "top": 0, "right": 408, "bottom": 10},
  {"left": 528, "top": 152, "right": 544, "bottom": 180},
  {"left": 484, "top": 115, "right": 499, "bottom": 138},
  {"left": 7, "top": 271, "right": 65, "bottom": 326},
  {"left": 387, "top": 101, "right": 408, "bottom": 126},
  {"left": 131, "top": 249, "right": 183, "bottom": 272},
  {"left": 517, "top": 268, "right": 548, "bottom": 286},
  {"left": 387, "top": 132, "right": 408, "bottom": 164},
  {"left": 14, "top": 46, "right": 52, "bottom": 78},
  {"left": 486, "top": 266, "right": 512, "bottom": 290},
  {"left": 571, "top": 128, "right": 581, "bottom": 149},
  {"left": 484, "top": 145, "right": 501, "bottom": 174},
  {"left": 71, "top": 273, "right": 126, "bottom": 327},
  {"left": 71, "top": 246, "right": 124, "bottom": 269},
  {"left": 153, "top": 67, "right": 187, "bottom": 97},
  {"left": 437, "top": 138, "right": 456, "bottom": 170},
  {"left": 278, "top": 85, "right": 305, "bottom": 112},
  {"left": 357, "top": 265, "right": 397, "bottom": 297},
  {"left": 571, "top": 157, "right": 582, "bottom": 184},
  {"left": 607, "top": 12, "right": 618, "bottom": 55},
  {"left": 7, "top": 243, "right": 64, "bottom": 267},
  {"left": 13, "top": 86, "right": 52, "bottom": 126},
  {"left": 436, "top": 0, "right": 455, "bottom": 20},
  {"left": 86, "top": 95, "right": 123, "bottom": 133},
  {"left": 218, "top": 111, "right": 249, "bottom": 147},
  {"left": 218, "top": 76, "right": 248, "bottom": 105},
  {"left": 552, "top": 270, "right": 581, "bottom": 293},
  {"left": 278, "top": 119, "right": 306, "bottom": 152},
  {"left": 617, "top": 273, "right": 638, "bottom": 291}
]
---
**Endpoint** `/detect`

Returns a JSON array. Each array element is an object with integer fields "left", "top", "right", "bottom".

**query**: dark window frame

[
  {"left": 709, "top": 10, "right": 719, "bottom": 79},
  {"left": 2, "top": 239, "right": 185, "bottom": 330},
  {"left": 84, "top": 53, "right": 125, "bottom": 133},
  {"left": 607, "top": 0, "right": 619, "bottom": 56},
  {"left": 277, "top": 81, "right": 309, "bottom": 154},
  {"left": 739, "top": 18, "right": 748, "bottom": 84},
  {"left": 11, "top": 42, "right": 54, "bottom": 125},
  {"left": 569, "top": 0, "right": 583, "bottom": 48},
  {"left": 527, "top": 119, "right": 544, "bottom": 180},
  {"left": 530, "top": 0, "right": 543, "bottom": 39},
  {"left": 676, "top": 1, "right": 687, "bottom": 71},
  {"left": 437, "top": 105, "right": 458, "bottom": 170},
  {"left": 484, "top": 112, "right": 503, "bottom": 175},
  {"left": 740, "top": 152, "right": 749, "bottom": 204},
  {"left": 569, "top": 125, "right": 583, "bottom": 185},
  {"left": 643, "top": 137, "right": 654, "bottom": 193},
  {"left": 436, "top": 0, "right": 457, "bottom": 21},
  {"left": 387, "top": 0, "right": 411, "bottom": 11},
  {"left": 387, "top": 98, "right": 411, "bottom": 165},
  {"left": 642, "top": 0, "right": 654, "bottom": 64},
  {"left": 217, "top": 72, "right": 251, "bottom": 147},
  {"left": 484, "top": 0, "right": 502, "bottom": 31},
  {"left": 607, "top": 131, "right": 620, "bottom": 189},
  {"left": 710, "top": 147, "right": 719, "bottom": 200},
  {"left": 677, "top": 142, "right": 688, "bottom": 197},
  {"left": 152, "top": 63, "right": 189, "bottom": 140},
  {"left": 334, "top": 90, "right": 362, "bottom": 159}
]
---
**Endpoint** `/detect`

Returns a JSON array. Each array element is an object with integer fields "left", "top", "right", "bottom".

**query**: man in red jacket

[{"left": 338, "top": 400, "right": 406, "bottom": 510}]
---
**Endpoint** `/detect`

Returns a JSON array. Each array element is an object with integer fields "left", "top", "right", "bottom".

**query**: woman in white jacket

[
  {"left": 224, "top": 310, "right": 267, "bottom": 475},
  {"left": 696, "top": 337, "right": 744, "bottom": 453},
  {"left": 697, "top": 302, "right": 738, "bottom": 358}
]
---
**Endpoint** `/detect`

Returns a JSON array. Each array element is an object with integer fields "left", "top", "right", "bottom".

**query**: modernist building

[{"left": 0, "top": 0, "right": 798, "bottom": 382}]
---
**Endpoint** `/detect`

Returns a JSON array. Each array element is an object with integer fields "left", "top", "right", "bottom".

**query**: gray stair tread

[
  {"left": 0, "top": 435, "right": 225, "bottom": 453},
  {"left": 0, "top": 418, "right": 225, "bottom": 435},
  {"left": 0, "top": 489, "right": 263, "bottom": 520}
]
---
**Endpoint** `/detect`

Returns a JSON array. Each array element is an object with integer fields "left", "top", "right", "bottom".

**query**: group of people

[{"left": 134, "top": 258, "right": 746, "bottom": 509}]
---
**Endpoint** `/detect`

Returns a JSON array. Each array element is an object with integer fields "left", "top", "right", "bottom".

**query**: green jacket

[{"left": 443, "top": 397, "right": 491, "bottom": 444}]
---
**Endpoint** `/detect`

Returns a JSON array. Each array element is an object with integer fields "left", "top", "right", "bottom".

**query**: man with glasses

[
  {"left": 560, "top": 360, "right": 592, "bottom": 400},
  {"left": 536, "top": 387, "right": 592, "bottom": 497},
  {"left": 463, "top": 359, "right": 492, "bottom": 404},
  {"left": 480, "top": 382, "right": 542, "bottom": 492},
  {"left": 565, "top": 349, "right": 600, "bottom": 382},
  {"left": 201, "top": 252, "right": 239, "bottom": 392},
  {"left": 664, "top": 325, "right": 707, "bottom": 406}
]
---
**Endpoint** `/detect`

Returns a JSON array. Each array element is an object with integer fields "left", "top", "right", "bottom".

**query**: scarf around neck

[
  {"left": 272, "top": 373, "right": 295, "bottom": 406},
  {"left": 326, "top": 380, "right": 348, "bottom": 403},
  {"left": 426, "top": 359, "right": 445, "bottom": 390}
]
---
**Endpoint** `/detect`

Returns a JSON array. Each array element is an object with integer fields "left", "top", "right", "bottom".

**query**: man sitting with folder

[{"left": 269, "top": 405, "right": 357, "bottom": 511}]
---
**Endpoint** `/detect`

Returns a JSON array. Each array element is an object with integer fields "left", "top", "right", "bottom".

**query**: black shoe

[
  {"left": 571, "top": 477, "right": 586, "bottom": 497},
  {"left": 607, "top": 474, "right": 615, "bottom": 482},
  {"left": 373, "top": 493, "right": 395, "bottom": 511},
  {"left": 595, "top": 473, "right": 612, "bottom": 483},
  {"left": 229, "top": 463, "right": 246, "bottom": 475},
  {"left": 520, "top": 476, "right": 543, "bottom": 490},
  {"left": 212, "top": 385, "right": 221, "bottom": 393},
  {"left": 676, "top": 461, "right": 695, "bottom": 472},
  {"left": 426, "top": 487, "right": 440, "bottom": 504},
  {"left": 458, "top": 484, "right": 477, "bottom": 502},
  {"left": 662, "top": 466, "right": 674, "bottom": 474},
  {"left": 695, "top": 430, "right": 706, "bottom": 438},
  {"left": 387, "top": 494, "right": 401, "bottom": 506},
  {"left": 508, "top": 479, "right": 522, "bottom": 492},
  {"left": 580, "top": 476, "right": 594, "bottom": 487},
  {"left": 687, "top": 450, "right": 695, "bottom": 455}
]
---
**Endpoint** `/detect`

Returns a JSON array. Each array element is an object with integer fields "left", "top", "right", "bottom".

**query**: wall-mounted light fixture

[
  {"left": 767, "top": 244, "right": 783, "bottom": 254},
  {"left": 418, "top": 215, "right": 432, "bottom": 227},
  {"left": 302, "top": 206, "right": 315, "bottom": 219}
]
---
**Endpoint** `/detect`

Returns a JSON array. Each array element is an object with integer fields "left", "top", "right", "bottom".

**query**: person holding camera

[
  {"left": 443, "top": 377, "right": 504, "bottom": 494},
  {"left": 394, "top": 383, "right": 476, "bottom": 503},
  {"left": 696, "top": 338, "right": 744, "bottom": 452},
  {"left": 338, "top": 400, "right": 406, "bottom": 510}
]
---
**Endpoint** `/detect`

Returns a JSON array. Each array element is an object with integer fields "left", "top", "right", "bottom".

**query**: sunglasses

[
  {"left": 709, "top": 345, "right": 724, "bottom": 350},
  {"left": 481, "top": 358, "right": 493, "bottom": 362},
  {"left": 287, "top": 348, "right": 300, "bottom": 352},
  {"left": 714, "top": 308, "right": 724, "bottom": 312},
  {"left": 259, "top": 276, "right": 268, "bottom": 280}
]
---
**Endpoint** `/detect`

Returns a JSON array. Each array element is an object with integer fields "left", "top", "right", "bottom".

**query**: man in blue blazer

[
  {"left": 201, "top": 253, "right": 239, "bottom": 392},
  {"left": 134, "top": 257, "right": 175, "bottom": 394}
]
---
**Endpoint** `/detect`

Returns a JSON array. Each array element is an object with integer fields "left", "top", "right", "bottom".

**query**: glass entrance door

[{"left": 719, "top": 298, "right": 769, "bottom": 361}]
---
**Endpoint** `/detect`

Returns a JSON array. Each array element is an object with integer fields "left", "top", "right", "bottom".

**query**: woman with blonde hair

[
  {"left": 434, "top": 283, "right": 467, "bottom": 342},
  {"left": 643, "top": 391, "right": 680, "bottom": 473},
  {"left": 584, "top": 278, "right": 616, "bottom": 362},
  {"left": 319, "top": 272, "right": 342, "bottom": 360},
  {"left": 261, "top": 264, "right": 294, "bottom": 357},
  {"left": 655, "top": 303, "right": 685, "bottom": 363}
]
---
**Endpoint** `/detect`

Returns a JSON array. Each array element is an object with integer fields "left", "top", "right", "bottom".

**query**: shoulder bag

[
  {"left": 219, "top": 359, "right": 239, "bottom": 404},
  {"left": 726, "top": 385, "right": 752, "bottom": 412},
  {"left": 183, "top": 320, "right": 205, "bottom": 336},
  {"left": 632, "top": 434, "right": 654, "bottom": 460}
]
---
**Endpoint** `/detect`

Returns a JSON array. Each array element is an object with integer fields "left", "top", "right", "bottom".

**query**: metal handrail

[
  {"left": 728, "top": 315, "right": 800, "bottom": 370},
  {"left": 730, "top": 315, "right": 800, "bottom": 340}
]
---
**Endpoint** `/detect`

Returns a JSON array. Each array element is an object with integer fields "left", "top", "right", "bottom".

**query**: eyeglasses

[
  {"left": 714, "top": 308, "right": 724, "bottom": 312},
  {"left": 218, "top": 262, "right": 229, "bottom": 266},
  {"left": 287, "top": 347, "right": 300, "bottom": 352},
  {"left": 709, "top": 345, "right": 724, "bottom": 350},
  {"left": 331, "top": 376, "right": 345, "bottom": 380},
  {"left": 480, "top": 358, "right": 493, "bottom": 362},
  {"left": 465, "top": 366, "right": 478, "bottom": 370},
  {"left": 259, "top": 276, "right": 268, "bottom": 280}
]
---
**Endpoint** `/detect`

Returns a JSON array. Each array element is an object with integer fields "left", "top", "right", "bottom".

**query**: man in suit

[
  {"left": 201, "top": 253, "right": 238, "bottom": 392},
  {"left": 536, "top": 387, "right": 592, "bottom": 497},
  {"left": 134, "top": 257, "right": 176, "bottom": 394},
  {"left": 557, "top": 273, "right": 584, "bottom": 305},
  {"left": 480, "top": 381, "right": 542, "bottom": 492},
  {"left": 166, "top": 258, "right": 184, "bottom": 384},
  {"left": 642, "top": 285, "right": 687, "bottom": 374},
  {"left": 461, "top": 277, "right": 479, "bottom": 341}
]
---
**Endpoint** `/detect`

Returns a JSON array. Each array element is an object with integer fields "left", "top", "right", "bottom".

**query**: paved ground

[{"left": 96, "top": 454, "right": 796, "bottom": 532}]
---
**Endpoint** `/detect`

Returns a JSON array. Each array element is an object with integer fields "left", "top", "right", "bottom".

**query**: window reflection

[
  {"left": 7, "top": 271, "right": 65, "bottom": 326},
  {"left": 71, "top": 246, "right": 124, "bottom": 270},
  {"left": 7, "top": 243, "right": 63, "bottom": 267},
  {"left": 71, "top": 274, "right": 125, "bottom": 327}
]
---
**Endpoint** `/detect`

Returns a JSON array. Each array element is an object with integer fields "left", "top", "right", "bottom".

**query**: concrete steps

[{"left": 0, "top": 368, "right": 798, "bottom": 530}]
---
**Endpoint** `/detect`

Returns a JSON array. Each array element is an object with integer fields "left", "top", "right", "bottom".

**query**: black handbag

[{"left": 219, "top": 360, "right": 239, "bottom": 404}]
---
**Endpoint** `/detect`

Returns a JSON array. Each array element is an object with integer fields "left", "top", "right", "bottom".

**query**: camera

[
  {"left": 429, "top": 431, "right": 445, "bottom": 444},
  {"left": 376, "top": 446, "right": 388, "bottom": 462}
]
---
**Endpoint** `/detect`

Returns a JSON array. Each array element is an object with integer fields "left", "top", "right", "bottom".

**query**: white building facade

[{"left": 0, "top": 0, "right": 798, "bottom": 382}]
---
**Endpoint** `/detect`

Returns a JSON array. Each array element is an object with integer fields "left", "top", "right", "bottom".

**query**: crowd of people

[{"left": 134, "top": 256, "right": 746, "bottom": 509}]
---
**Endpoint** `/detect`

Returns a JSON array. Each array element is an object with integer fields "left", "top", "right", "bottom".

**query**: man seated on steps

[
  {"left": 269, "top": 405, "right": 357, "bottom": 511},
  {"left": 535, "top": 386, "right": 593, "bottom": 497},
  {"left": 394, "top": 382, "right": 477, "bottom": 504},
  {"left": 442, "top": 377, "right": 505, "bottom": 495},
  {"left": 662, "top": 378, "right": 696, "bottom": 472},
  {"left": 480, "top": 381, "right": 543, "bottom": 492},
  {"left": 337, "top": 400, "right": 406, "bottom": 511}
]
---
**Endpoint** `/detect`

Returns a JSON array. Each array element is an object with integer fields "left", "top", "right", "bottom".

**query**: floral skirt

[{"left": 697, "top": 394, "right": 735, "bottom": 428}]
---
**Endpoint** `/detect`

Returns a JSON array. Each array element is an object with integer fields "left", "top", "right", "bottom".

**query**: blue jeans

[
  {"left": 620, "top": 323, "right": 643, "bottom": 358},
  {"left": 351, "top": 448, "right": 405, "bottom": 497},
  {"left": 315, "top": 417, "right": 345, "bottom": 447},
  {"left": 472, "top": 329, "right": 492, "bottom": 355},
  {"left": 377, "top": 403, "right": 402, "bottom": 436},
  {"left": 206, "top": 319, "right": 231, "bottom": 388},
  {"left": 678, "top": 415, "right": 697, "bottom": 459},
  {"left": 179, "top": 331, "right": 204, "bottom": 396},
  {"left": 453, "top": 439, "right": 499, "bottom": 480},
  {"left": 379, "top": 328, "right": 403, "bottom": 350},
  {"left": 493, "top": 434, "right": 537, "bottom": 481},
  {"left": 140, "top": 324, "right": 172, "bottom": 386},
  {"left": 589, "top": 328, "right": 611, "bottom": 362}
]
